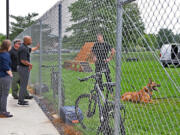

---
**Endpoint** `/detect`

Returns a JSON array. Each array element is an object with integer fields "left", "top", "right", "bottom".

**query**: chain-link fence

[{"left": 13, "top": 0, "right": 179, "bottom": 134}]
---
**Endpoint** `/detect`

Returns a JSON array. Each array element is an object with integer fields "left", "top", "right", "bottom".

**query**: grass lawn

[{"left": 30, "top": 52, "right": 180, "bottom": 135}]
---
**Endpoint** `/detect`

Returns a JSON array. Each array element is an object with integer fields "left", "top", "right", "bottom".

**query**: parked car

[{"left": 160, "top": 43, "right": 180, "bottom": 67}]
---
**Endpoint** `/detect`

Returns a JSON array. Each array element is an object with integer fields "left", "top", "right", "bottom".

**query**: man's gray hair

[{"left": 13, "top": 39, "right": 21, "bottom": 45}]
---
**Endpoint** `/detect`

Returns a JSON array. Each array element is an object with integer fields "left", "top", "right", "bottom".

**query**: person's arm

[
  {"left": 6, "top": 70, "right": 13, "bottom": 77},
  {"left": 2, "top": 54, "right": 13, "bottom": 77},
  {"left": 92, "top": 53, "right": 97, "bottom": 62},
  {"left": 19, "top": 49, "right": 32, "bottom": 71},
  {"left": 9, "top": 51, "right": 13, "bottom": 67},
  {"left": 105, "top": 48, "right": 115, "bottom": 63},
  {"left": 31, "top": 43, "right": 40, "bottom": 51},
  {"left": 20, "top": 60, "right": 32, "bottom": 70}
]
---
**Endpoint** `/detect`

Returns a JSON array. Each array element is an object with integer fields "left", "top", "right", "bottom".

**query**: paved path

[{"left": 0, "top": 95, "right": 60, "bottom": 135}]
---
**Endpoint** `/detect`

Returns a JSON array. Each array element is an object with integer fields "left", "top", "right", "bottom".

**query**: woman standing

[{"left": 0, "top": 40, "right": 13, "bottom": 118}]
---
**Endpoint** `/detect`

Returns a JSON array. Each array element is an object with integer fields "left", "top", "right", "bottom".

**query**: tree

[
  {"left": 10, "top": 13, "right": 38, "bottom": 40},
  {"left": 137, "top": 34, "right": 158, "bottom": 50},
  {"left": 63, "top": 0, "right": 145, "bottom": 49},
  {"left": 0, "top": 33, "right": 6, "bottom": 44},
  {"left": 156, "top": 28, "right": 177, "bottom": 48},
  {"left": 122, "top": 3, "right": 145, "bottom": 47},
  {"left": 174, "top": 34, "right": 180, "bottom": 44},
  {"left": 30, "top": 23, "right": 59, "bottom": 50}
]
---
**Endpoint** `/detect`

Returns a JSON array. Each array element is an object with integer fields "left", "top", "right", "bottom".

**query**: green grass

[{"left": 30, "top": 52, "right": 180, "bottom": 135}]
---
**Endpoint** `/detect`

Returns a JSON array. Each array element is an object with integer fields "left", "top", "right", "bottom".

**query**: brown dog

[{"left": 121, "top": 79, "right": 160, "bottom": 103}]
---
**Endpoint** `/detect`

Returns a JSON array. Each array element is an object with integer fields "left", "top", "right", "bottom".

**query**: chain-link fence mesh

[
  {"left": 13, "top": 1, "right": 61, "bottom": 110},
  {"left": 13, "top": 0, "right": 179, "bottom": 134}
]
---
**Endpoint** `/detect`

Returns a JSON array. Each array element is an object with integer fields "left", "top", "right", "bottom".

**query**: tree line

[
  {"left": 1, "top": 0, "right": 179, "bottom": 51},
  {"left": 62, "top": 0, "right": 180, "bottom": 51},
  {"left": 0, "top": 13, "right": 38, "bottom": 44}
]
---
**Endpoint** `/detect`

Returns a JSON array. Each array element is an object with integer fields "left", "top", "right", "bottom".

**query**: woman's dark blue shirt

[{"left": 0, "top": 52, "right": 12, "bottom": 77}]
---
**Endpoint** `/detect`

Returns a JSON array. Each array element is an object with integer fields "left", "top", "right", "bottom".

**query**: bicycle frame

[
  {"left": 95, "top": 83, "right": 106, "bottom": 122},
  {"left": 77, "top": 70, "right": 124, "bottom": 134},
  {"left": 80, "top": 70, "right": 114, "bottom": 122},
  {"left": 93, "top": 82, "right": 117, "bottom": 135}
]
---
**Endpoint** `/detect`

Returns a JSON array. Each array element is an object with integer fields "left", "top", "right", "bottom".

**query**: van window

[
  {"left": 178, "top": 46, "right": 180, "bottom": 59},
  {"left": 171, "top": 45, "right": 178, "bottom": 59}
]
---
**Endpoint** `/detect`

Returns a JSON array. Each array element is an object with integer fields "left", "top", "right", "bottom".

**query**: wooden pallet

[
  {"left": 62, "top": 61, "right": 92, "bottom": 72},
  {"left": 75, "top": 42, "right": 95, "bottom": 63}
]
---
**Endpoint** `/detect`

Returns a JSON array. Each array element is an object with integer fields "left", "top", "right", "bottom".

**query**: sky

[
  {"left": 0, "top": 0, "right": 60, "bottom": 35},
  {"left": 138, "top": 0, "right": 180, "bottom": 34},
  {"left": 0, "top": 0, "right": 179, "bottom": 36}
]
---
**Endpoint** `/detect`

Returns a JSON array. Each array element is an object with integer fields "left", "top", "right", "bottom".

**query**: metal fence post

[
  {"left": 39, "top": 20, "right": 43, "bottom": 95},
  {"left": 114, "top": 0, "right": 125, "bottom": 135},
  {"left": 29, "top": 27, "right": 32, "bottom": 85},
  {"left": 58, "top": 3, "right": 63, "bottom": 114}
]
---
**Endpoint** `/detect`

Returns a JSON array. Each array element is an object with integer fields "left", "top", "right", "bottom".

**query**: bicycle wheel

[
  {"left": 98, "top": 101, "right": 115, "bottom": 135},
  {"left": 97, "top": 101, "right": 126, "bottom": 135},
  {"left": 75, "top": 93, "right": 98, "bottom": 131}
]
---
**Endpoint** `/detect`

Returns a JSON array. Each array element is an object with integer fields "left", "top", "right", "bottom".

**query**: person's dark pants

[
  {"left": 95, "top": 61, "right": 113, "bottom": 94},
  {"left": 17, "top": 66, "right": 30, "bottom": 102},
  {"left": 0, "top": 76, "right": 12, "bottom": 113},
  {"left": 12, "top": 71, "right": 29, "bottom": 98}
]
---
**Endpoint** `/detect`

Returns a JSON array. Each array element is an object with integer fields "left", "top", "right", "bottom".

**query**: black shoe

[
  {"left": 18, "top": 100, "right": 29, "bottom": 105},
  {"left": 0, "top": 112, "right": 13, "bottom": 118},
  {"left": 23, "top": 100, "right": 28, "bottom": 103},
  {"left": 13, "top": 96, "right": 19, "bottom": 99},
  {"left": 25, "top": 95, "right": 33, "bottom": 99}
]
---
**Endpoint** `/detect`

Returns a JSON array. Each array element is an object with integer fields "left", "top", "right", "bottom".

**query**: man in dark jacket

[
  {"left": 9, "top": 39, "right": 33, "bottom": 99},
  {"left": 91, "top": 33, "right": 115, "bottom": 95},
  {"left": 17, "top": 36, "right": 39, "bottom": 105}
]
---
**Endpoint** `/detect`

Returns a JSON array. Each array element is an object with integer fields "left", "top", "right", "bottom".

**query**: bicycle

[{"left": 75, "top": 70, "right": 126, "bottom": 135}]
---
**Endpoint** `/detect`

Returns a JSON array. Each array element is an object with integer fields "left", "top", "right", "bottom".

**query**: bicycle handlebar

[
  {"left": 78, "top": 77, "right": 90, "bottom": 82},
  {"left": 78, "top": 69, "right": 107, "bottom": 82}
]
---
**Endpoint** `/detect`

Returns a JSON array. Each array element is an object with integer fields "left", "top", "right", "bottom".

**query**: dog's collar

[{"left": 145, "top": 86, "right": 152, "bottom": 98}]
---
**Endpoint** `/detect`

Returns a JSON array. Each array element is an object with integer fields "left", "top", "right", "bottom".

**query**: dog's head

[{"left": 146, "top": 79, "right": 161, "bottom": 91}]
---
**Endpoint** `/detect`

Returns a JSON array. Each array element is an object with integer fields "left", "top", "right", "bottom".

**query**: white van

[{"left": 160, "top": 43, "right": 180, "bottom": 67}]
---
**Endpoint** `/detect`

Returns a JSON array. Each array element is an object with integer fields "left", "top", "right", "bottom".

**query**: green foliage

[
  {"left": 0, "top": 33, "right": 6, "bottom": 44},
  {"left": 30, "top": 52, "right": 179, "bottom": 135},
  {"left": 30, "top": 23, "right": 59, "bottom": 49},
  {"left": 174, "top": 33, "right": 180, "bottom": 43},
  {"left": 137, "top": 34, "right": 158, "bottom": 50},
  {"left": 137, "top": 29, "right": 179, "bottom": 51},
  {"left": 10, "top": 13, "right": 38, "bottom": 40},
  {"left": 156, "top": 28, "right": 180, "bottom": 48},
  {"left": 63, "top": 0, "right": 145, "bottom": 49},
  {"left": 122, "top": 3, "right": 145, "bottom": 46}
]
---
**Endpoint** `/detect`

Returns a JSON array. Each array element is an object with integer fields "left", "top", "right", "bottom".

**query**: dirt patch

[{"left": 52, "top": 118, "right": 82, "bottom": 135}]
